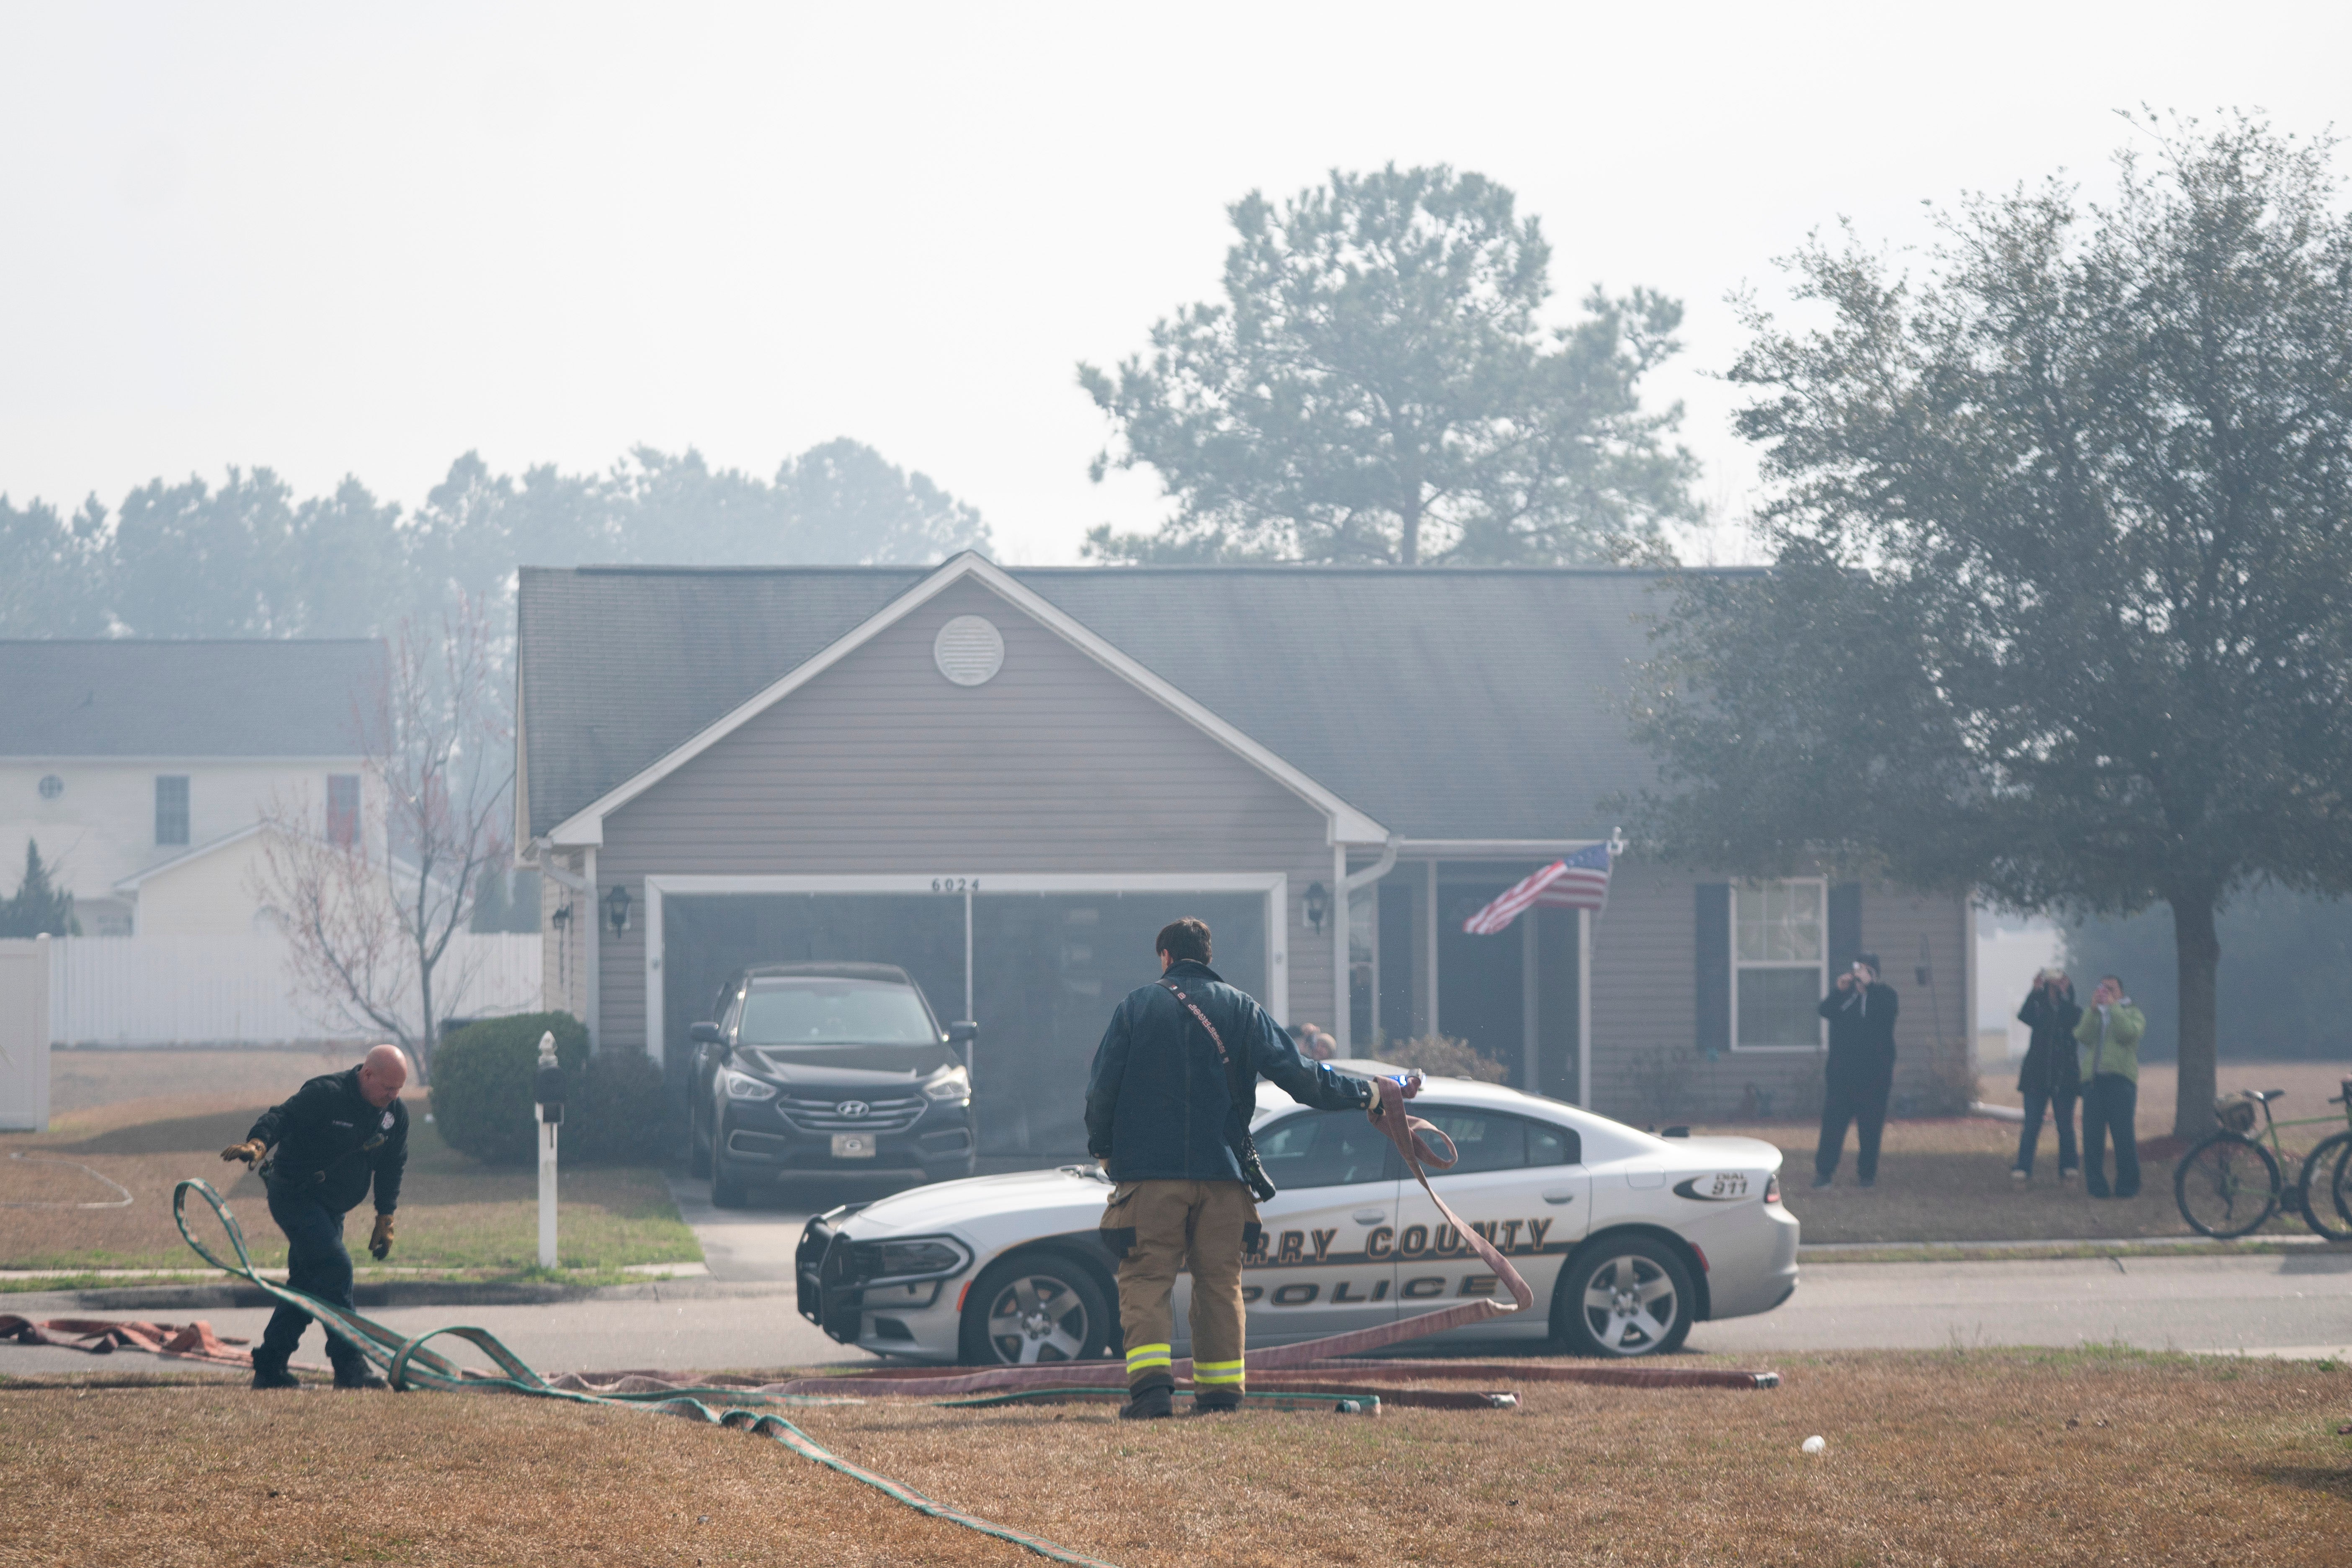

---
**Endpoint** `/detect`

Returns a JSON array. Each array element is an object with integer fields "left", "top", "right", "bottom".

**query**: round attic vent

[
  {"left": 934, "top": 615, "right": 1005, "bottom": 686},
  {"left": 38, "top": 774, "right": 64, "bottom": 800}
]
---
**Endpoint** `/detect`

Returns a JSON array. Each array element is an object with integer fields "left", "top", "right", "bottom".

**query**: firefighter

[
  {"left": 1084, "top": 917, "right": 1375, "bottom": 1419},
  {"left": 219, "top": 1043, "right": 410, "bottom": 1389}
]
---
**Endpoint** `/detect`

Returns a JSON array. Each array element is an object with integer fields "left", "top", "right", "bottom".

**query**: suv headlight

[
  {"left": 848, "top": 1235, "right": 972, "bottom": 1284},
  {"left": 720, "top": 1068, "right": 777, "bottom": 1101},
  {"left": 921, "top": 1065, "right": 971, "bottom": 1102}
]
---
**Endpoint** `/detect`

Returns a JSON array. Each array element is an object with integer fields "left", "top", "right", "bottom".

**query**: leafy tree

[
  {"left": 0, "top": 440, "right": 989, "bottom": 640},
  {"left": 1080, "top": 163, "right": 1699, "bottom": 566},
  {"left": 2065, "top": 890, "right": 2352, "bottom": 1063},
  {"left": 0, "top": 840, "right": 80, "bottom": 937},
  {"left": 1625, "top": 115, "right": 2352, "bottom": 1137}
]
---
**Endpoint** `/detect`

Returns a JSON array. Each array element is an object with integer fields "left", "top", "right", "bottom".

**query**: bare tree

[{"left": 253, "top": 598, "right": 513, "bottom": 1078}]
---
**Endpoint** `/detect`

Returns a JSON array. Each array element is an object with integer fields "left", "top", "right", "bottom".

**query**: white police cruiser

[{"left": 797, "top": 1065, "right": 1799, "bottom": 1363}]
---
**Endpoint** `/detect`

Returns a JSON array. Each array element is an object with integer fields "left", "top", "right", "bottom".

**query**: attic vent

[{"left": 933, "top": 615, "right": 1005, "bottom": 687}]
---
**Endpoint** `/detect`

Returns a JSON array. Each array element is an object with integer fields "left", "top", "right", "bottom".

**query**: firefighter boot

[
  {"left": 1191, "top": 1387, "right": 1243, "bottom": 1414},
  {"left": 1119, "top": 1383, "right": 1173, "bottom": 1420},
  {"left": 330, "top": 1349, "right": 389, "bottom": 1391}
]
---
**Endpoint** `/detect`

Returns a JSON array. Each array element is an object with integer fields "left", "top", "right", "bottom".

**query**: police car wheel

[
  {"left": 957, "top": 1252, "right": 1112, "bottom": 1366},
  {"left": 1553, "top": 1236, "right": 1695, "bottom": 1358}
]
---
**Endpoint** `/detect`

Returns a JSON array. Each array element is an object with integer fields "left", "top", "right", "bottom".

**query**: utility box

[{"left": 0, "top": 936, "right": 53, "bottom": 1132}]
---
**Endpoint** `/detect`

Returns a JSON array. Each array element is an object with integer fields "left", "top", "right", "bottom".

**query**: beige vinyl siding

[
  {"left": 1588, "top": 865, "right": 1970, "bottom": 1124},
  {"left": 593, "top": 578, "right": 1336, "bottom": 1052}
]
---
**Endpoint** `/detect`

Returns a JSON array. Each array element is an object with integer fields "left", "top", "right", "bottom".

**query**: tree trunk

[
  {"left": 2169, "top": 889, "right": 2220, "bottom": 1140},
  {"left": 1399, "top": 492, "right": 1422, "bottom": 566},
  {"left": 415, "top": 945, "right": 436, "bottom": 1086}
]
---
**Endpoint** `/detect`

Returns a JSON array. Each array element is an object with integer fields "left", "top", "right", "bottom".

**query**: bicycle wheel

[
  {"left": 2324, "top": 1133, "right": 2352, "bottom": 1241},
  {"left": 2174, "top": 1133, "right": 2281, "bottom": 1239}
]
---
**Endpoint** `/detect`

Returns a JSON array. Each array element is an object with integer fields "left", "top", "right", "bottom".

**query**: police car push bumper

[{"left": 797, "top": 1070, "right": 1800, "bottom": 1364}]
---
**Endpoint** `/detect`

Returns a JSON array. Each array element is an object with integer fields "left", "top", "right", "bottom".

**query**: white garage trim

[{"left": 638, "top": 872, "right": 1290, "bottom": 1070}]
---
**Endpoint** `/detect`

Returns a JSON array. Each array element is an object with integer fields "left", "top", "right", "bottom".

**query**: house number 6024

[{"left": 931, "top": 878, "right": 979, "bottom": 894}]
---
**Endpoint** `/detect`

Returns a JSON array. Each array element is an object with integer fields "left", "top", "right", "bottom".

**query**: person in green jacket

[{"left": 2073, "top": 976, "right": 2146, "bottom": 1198}]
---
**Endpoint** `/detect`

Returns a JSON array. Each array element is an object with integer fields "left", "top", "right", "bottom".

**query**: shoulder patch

[{"left": 382, "top": 1110, "right": 395, "bottom": 1130}]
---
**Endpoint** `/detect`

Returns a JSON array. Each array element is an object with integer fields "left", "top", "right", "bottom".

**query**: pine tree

[{"left": 0, "top": 840, "right": 80, "bottom": 937}]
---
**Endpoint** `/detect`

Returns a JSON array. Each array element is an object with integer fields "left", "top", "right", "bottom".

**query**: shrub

[
  {"left": 564, "top": 1047, "right": 676, "bottom": 1166},
  {"left": 1382, "top": 1033, "right": 1511, "bottom": 1085},
  {"left": 430, "top": 1011, "right": 588, "bottom": 1166}
]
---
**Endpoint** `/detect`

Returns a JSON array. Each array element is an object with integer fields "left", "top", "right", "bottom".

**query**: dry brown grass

[{"left": 4, "top": 1350, "right": 2348, "bottom": 1566}]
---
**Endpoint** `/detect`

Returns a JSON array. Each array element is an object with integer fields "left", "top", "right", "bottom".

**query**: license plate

[{"left": 831, "top": 1132, "right": 876, "bottom": 1159}]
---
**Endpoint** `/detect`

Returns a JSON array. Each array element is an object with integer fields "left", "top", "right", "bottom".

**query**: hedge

[{"left": 430, "top": 1011, "right": 672, "bottom": 1166}]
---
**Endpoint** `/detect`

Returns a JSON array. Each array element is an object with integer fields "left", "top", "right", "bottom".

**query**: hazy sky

[{"left": 4, "top": 3, "right": 2345, "bottom": 565}]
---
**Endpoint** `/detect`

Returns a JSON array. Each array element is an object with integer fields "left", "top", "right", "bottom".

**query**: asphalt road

[{"left": 8, "top": 1183, "right": 2348, "bottom": 1378}]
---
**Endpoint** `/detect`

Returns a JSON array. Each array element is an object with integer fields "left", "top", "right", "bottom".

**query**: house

[
  {"left": 514, "top": 554, "right": 1972, "bottom": 1153},
  {"left": 0, "top": 640, "right": 387, "bottom": 935}
]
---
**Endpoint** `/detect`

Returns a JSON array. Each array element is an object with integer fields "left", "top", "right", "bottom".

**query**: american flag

[{"left": 1460, "top": 842, "right": 1613, "bottom": 936}]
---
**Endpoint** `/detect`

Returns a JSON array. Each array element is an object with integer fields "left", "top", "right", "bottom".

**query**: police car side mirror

[
  {"left": 946, "top": 1022, "right": 977, "bottom": 1044},
  {"left": 689, "top": 1021, "right": 722, "bottom": 1046}
]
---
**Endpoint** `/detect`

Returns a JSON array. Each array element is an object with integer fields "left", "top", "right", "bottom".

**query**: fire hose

[{"left": 2, "top": 1079, "right": 1775, "bottom": 1567}]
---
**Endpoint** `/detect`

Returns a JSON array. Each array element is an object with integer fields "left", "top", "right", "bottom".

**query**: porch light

[
  {"left": 1303, "top": 881, "right": 1329, "bottom": 934},
  {"left": 605, "top": 882, "right": 632, "bottom": 936}
]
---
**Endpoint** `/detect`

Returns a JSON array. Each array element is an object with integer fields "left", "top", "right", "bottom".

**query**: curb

[
  {"left": 1798, "top": 1233, "right": 2330, "bottom": 1262},
  {"left": 8, "top": 1276, "right": 799, "bottom": 1313}
]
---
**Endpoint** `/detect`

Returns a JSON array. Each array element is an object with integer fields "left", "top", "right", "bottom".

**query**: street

[{"left": 7, "top": 1181, "right": 2349, "bottom": 1377}]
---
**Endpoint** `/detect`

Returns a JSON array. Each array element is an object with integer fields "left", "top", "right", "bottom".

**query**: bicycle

[{"left": 2173, "top": 1079, "right": 2352, "bottom": 1241}]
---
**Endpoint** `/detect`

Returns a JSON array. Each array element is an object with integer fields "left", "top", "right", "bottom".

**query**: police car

[{"left": 796, "top": 1065, "right": 1799, "bottom": 1363}]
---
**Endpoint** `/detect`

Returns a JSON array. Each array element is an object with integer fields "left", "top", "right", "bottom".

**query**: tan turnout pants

[{"left": 1102, "top": 1179, "right": 1254, "bottom": 1394}]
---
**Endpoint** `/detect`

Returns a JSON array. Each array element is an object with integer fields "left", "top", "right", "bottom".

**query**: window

[
  {"left": 326, "top": 774, "right": 361, "bottom": 848},
  {"left": 154, "top": 775, "right": 190, "bottom": 846},
  {"left": 1256, "top": 1111, "right": 1399, "bottom": 1188},
  {"left": 738, "top": 979, "right": 939, "bottom": 1046},
  {"left": 1412, "top": 1109, "right": 1583, "bottom": 1173},
  {"left": 1733, "top": 879, "right": 1825, "bottom": 1050}
]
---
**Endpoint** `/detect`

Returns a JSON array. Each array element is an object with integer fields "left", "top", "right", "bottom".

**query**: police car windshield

[{"left": 739, "top": 980, "right": 936, "bottom": 1046}]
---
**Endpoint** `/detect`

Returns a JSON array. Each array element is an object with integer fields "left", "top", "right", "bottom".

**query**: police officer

[
  {"left": 1085, "top": 918, "right": 1375, "bottom": 1420},
  {"left": 220, "top": 1043, "right": 411, "bottom": 1390}
]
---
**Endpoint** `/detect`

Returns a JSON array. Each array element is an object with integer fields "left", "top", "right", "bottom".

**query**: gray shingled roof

[
  {"left": 0, "top": 640, "right": 386, "bottom": 758},
  {"left": 518, "top": 562, "right": 1734, "bottom": 842}
]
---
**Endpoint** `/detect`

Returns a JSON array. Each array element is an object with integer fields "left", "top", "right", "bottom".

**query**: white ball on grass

[{"left": 1801, "top": 1435, "right": 1827, "bottom": 1455}]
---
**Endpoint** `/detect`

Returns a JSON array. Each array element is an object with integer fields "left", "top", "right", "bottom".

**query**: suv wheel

[{"left": 710, "top": 1147, "right": 750, "bottom": 1210}]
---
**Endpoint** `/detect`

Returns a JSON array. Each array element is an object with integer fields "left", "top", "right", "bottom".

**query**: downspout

[
  {"left": 1334, "top": 836, "right": 1400, "bottom": 1057},
  {"left": 532, "top": 841, "right": 599, "bottom": 1051}
]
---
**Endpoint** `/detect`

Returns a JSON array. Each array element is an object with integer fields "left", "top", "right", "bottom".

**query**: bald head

[{"left": 358, "top": 1044, "right": 410, "bottom": 1109}]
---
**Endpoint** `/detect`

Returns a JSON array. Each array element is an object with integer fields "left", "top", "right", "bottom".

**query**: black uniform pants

[
  {"left": 257, "top": 1181, "right": 365, "bottom": 1372},
  {"left": 2081, "top": 1074, "right": 2141, "bottom": 1198},
  {"left": 1815, "top": 1063, "right": 1894, "bottom": 1182}
]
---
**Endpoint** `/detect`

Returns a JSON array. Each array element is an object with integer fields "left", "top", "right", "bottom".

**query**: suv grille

[{"left": 779, "top": 1092, "right": 926, "bottom": 1133}]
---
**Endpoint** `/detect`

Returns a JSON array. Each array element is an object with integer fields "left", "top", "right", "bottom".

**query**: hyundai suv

[{"left": 686, "top": 962, "right": 977, "bottom": 1207}]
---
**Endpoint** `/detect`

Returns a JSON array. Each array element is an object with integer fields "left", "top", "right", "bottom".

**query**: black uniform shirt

[{"left": 248, "top": 1067, "right": 409, "bottom": 1215}]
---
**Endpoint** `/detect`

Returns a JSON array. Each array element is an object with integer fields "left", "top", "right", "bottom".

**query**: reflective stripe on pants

[{"left": 1105, "top": 1179, "right": 1256, "bottom": 1393}]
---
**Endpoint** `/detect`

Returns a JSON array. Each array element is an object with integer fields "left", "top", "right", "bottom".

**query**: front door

[{"left": 1171, "top": 1107, "right": 1402, "bottom": 1348}]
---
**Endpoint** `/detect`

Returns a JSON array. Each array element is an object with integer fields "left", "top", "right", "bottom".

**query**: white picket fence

[{"left": 47, "top": 933, "right": 543, "bottom": 1046}]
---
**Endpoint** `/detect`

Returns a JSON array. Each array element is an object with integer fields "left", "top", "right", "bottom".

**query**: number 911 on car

[{"left": 797, "top": 1068, "right": 1800, "bottom": 1364}]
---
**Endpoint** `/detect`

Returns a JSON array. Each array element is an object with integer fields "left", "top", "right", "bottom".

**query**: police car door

[
  {"left": 1173, "top": 1108, "right": 1401, "bottom": 1346},
  {"left": 1389, "top": 1106, "right": 1588, "bottom": 1339}
]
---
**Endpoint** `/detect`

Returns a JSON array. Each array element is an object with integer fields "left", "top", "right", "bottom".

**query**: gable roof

[
  {"left": 0, "top": 640, "right": 385, "bottom": 759},
  {"left": 528, "top": 554, "right": 1386, "bottom": 847},
  {"left": 518, "top": 557, "right": 1733, "bottom": 844}
]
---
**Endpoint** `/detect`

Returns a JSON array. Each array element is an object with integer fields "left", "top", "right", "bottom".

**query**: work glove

[
  {"left": 221, "top": 1139, "right": 266, "bottom": 1167},
  {"left": 369, "top": 1212, "right": 395, "bottom": 1261}
]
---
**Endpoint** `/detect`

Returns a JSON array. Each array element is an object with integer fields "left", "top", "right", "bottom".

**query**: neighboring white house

[{"left": 0, "top": 640, "right": 387, "bottom": 934}]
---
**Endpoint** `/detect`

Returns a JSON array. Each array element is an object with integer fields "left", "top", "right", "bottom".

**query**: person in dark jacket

[
  {"left": 1084, "top": 917, "right": 1375, "bottom": 1420},
  {"left": 1813, "top": 952, "right": 1900, "bottom": 1188},
  {"left": 219, "top": 1043, "right": 410, "bottom": 1390},
  {"left": 2012, "top": 969, "right": 2083, "bottom": 1181}
]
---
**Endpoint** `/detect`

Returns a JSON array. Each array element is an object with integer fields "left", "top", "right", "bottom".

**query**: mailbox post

[{"left": 533, "top": 1032, "right": 564, "bottom": 1269}]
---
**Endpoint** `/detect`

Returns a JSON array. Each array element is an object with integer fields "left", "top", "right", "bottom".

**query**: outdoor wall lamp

[
  {"left": 549, "top": 901, "right": 573, "bottom": 932},
  {"left": 1303, "top": 881, "right": 1329, "bottom": 934},
  {"left": 605, "top": 882, "right": 632, "bottom": 936}
]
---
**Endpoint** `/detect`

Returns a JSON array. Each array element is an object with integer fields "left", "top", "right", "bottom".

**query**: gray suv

[{"left": 686, "top": 962, "right": 977, "bottom": 1207}]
